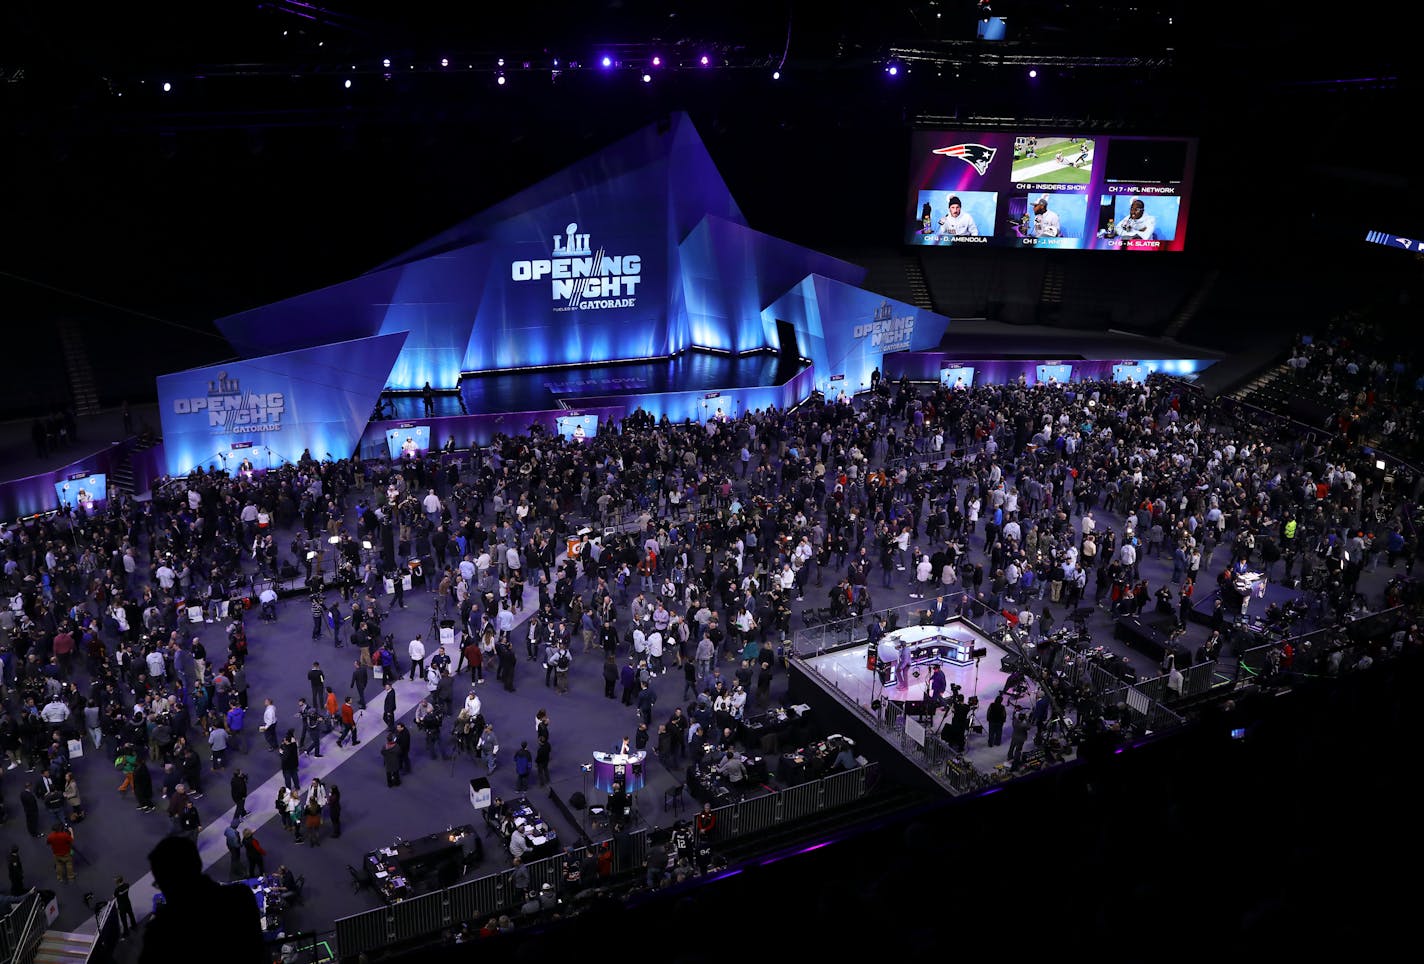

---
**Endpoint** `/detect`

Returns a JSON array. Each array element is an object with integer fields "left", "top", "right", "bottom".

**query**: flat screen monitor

[
  {"left": 55, "top": 473, "right": 107, "bottom": 514},
  {"left": 1112, "top": 364, "right": 1149, "bottom": 383},
  {"left": 908, "top": 131, "right": 1197, "bottom": 251},
  {"left": 939, "top": 366, "right": 976, "bottom": 389},
  {"left": 386, "top": 425, "right": 431, "bottom": 460},
  {"left": 1036, "top": 364, "right": 1073, "bottom": 385},
  {"left": 555, "top": 414, "right": 599, "bottom": 440}
]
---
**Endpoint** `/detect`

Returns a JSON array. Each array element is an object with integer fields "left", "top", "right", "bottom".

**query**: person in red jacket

[
  {"left": 47, "top": 824, "right": 76, "bottom": 882},
  {"left": 337, "top": 697, "right": 359, "bottom": 747}
]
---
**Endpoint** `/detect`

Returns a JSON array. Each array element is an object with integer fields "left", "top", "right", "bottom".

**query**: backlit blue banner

[
  {"left": 157, "top": 332, "right": 406, "bottom": 475},
  {"left": 466, "top": 215, "right": 668, "bottom": 371}
]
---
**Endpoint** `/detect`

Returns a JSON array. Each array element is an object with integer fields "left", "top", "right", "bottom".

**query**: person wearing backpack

[{"left": 114, "top": 747, "right": 137, "bottom": 794}]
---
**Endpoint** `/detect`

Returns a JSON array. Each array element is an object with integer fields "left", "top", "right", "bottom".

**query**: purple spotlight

[
  {"left": 641, "top": 73, "right": 651, "bottom": 83},
  {"left": 162, "top": 81, "right": 172, "bottom": 92},
  {"left": 496, "top": 73, "right": 506, "bottom": 85},
  {"left": 497, "top": 58, "right": 505, "bottom": 67},
  {"left": 343, "top": 78, "right": 351, "bottom": 89},
  {"left": 382, "top": 58, "right": 390, "bottom": 68},
  {"left": 772, "top": 69, "right": 781, "bottom": 80},
  {"left": 887, "top": 65, "right": 898, "bottom": 76},
  {"left": 440, "top": 58, "right": 449, "bottom": 67},
  {"left": 1029, "top": 69, "right": 1038, "bottom": 78},
  {"left": 700, "top": 55, "right": 709, "bottom": 66},
  {"left": 601, "top": 56, "right": 612, "bottom": 68},
  {"left": 652, "top": 56, "right": 661, "bottom": 67}
]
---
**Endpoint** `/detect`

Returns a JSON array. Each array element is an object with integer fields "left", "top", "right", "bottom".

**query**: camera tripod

[{"left": 447, "top": 720, "right": 479, "bottom": 776}]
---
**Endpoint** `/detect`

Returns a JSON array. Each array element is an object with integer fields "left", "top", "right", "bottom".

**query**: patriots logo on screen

[{"left": 932, "top": 143, "right": 997, "bottom": 176}]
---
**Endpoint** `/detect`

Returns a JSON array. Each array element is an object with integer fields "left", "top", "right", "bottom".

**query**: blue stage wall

[
  {"left": 676, "top": 216, "right": 868, "bottom": 355},
  {"left": 764, "top": 277, "right": 950, "bottom": 397},
  {"left": 211, "top": 115, "right": 879, "bottom": 392},
  {"left": 374, "top": 245, "right": 494, "bottom": 390},
  {"left": 157, "top": 333, "right": 406, "bottom": 475},
  {"left": 462, "top": 168, "right": 672, "bottom": 371}
]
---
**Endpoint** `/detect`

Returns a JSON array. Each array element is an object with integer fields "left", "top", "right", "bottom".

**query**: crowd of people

[{"left": 2, "top": 334, "right": 1421, "bottom": 951}]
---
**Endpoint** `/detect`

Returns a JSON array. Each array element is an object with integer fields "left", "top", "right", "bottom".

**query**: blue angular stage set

[{"left": 155, "top": 114, "right": 950, "bottom": 476}]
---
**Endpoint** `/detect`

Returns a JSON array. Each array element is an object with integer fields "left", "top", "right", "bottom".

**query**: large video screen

[
  {"left": 908, "top": 131, "right": 1197, "bottom": 251},
  {"left": 939, "top": 366, "right": 976, "bottom": 389},
  {"left": 555, "top": 414, "right": 599, "bottom": 441},
  {"left": 56, "top": 473, "right": 107, "bottom": 515},
  {"left": 386, "top": 424, "right": 431, "bottom": 460}
]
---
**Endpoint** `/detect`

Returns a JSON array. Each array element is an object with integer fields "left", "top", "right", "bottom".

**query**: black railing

[{"left": 333, "top": 763, "right": 877, "bottom": 961}]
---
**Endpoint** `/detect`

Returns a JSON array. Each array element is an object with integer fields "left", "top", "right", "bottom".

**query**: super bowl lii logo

[
  {"left": 171, "top": 371, "right": 286, "bottom": 433},
  {"left": 853, "top": 301, "right": 916, "bottom": 351},
  {"left": 509, "top": 222, "right": 644, "bottom": 311}
]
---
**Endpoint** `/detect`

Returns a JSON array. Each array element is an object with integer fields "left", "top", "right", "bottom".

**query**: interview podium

[{"left": 591, "top": 751, "right": 647, "bottom": 793}]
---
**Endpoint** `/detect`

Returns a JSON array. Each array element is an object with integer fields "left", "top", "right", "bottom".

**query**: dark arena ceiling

[{"left": 0, "top": 1, "right": 1416, "bottom": 401}]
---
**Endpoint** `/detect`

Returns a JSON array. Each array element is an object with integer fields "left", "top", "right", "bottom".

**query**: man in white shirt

[
  {"left": 262, "top": 698, "right": 280, "bottom": 750},
  {"left": 423, "top": 490, "right": 442, "bottom": 523},
  {"left": 1116, "top": 198, "right": 1157, "bottom": 240},
  {"left": 938, "top": 195, "right": 979, "bottom": 237},
  {"left": 41, "top": 698, "right": 70, "bottom": 724},
  {"left": 408, "top": 635, "right": 427, "bottom": 680},
  {"left": 155, "top": 561, "right": 176, "bottom": 591}
]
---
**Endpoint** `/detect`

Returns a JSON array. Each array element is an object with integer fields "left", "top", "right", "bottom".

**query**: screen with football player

[
  {"left": 55, "top": 473, "right": 107, "bottom": 515},
  {"left": 386, "top": 425, "right": 431, "bottom": 460},
  {"left": 1091, "top": 194, "right": 1183, "bottom": 250},
  {"left": 939, "top": 366, "right": 976, "bottom": 389},
  {"left": 555, "top": 414, "right": 599, "bottom": 440},
  {"left": 1112, "top": 364, "right": 1149, "bottom": 383},
  {"left": 908, "top": 130, "right": 1196, "bottom": 250},
  {"left": 912, "top": 191, "right": 997, "bottom": 245}
]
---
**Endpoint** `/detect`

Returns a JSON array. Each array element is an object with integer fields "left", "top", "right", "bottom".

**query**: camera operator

[{"left": 415, "top": 697, "right": 446, "bottom": 761}]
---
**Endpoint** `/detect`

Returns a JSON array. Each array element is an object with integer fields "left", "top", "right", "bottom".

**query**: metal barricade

[
  {"left": 86, "top": 897, "right": 122, "bottom": 964},
  {"left": 331, "top": 764, "right": 880, "bottom": 959},
  {"left": 334, "top": 906, "right": 388, "bottom": 960},
  {"left": 792, "top": 590, "right": 968, "bottom": 658}
]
